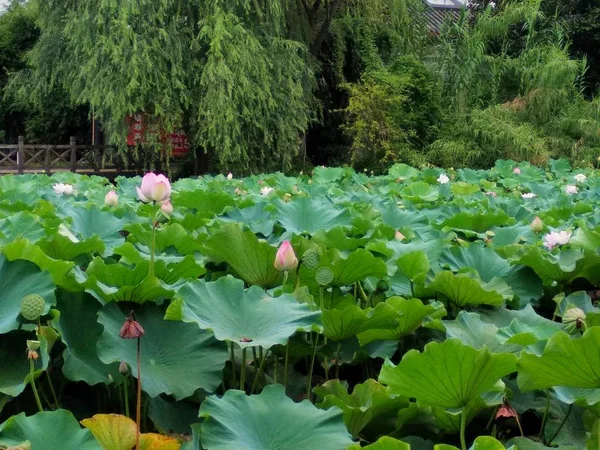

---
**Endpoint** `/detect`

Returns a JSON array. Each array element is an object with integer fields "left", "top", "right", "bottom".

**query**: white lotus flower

[
  {"left": 543, "top": 230, "right": 571, "bottom": 250},
  {"left": 565, "top": 185, "right": 578, "bottom": 195},
  {"left": 574, "top": 173, "right": 587, "bottom": 183},
  {"left": 437, "top": 174, "right": 449, "bottom": 184},
  {"left": 53, "top": 183, "right": 74, "bottom": 195},
  {"left": 260, "top": 186, "right": 274, "bottom": 196},
  {"left": 521, "top": 192, "right": 536, "bottom": 199}
]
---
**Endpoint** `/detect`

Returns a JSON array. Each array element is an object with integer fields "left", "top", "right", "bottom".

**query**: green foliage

[{"left": 342, "top": 56, "right": 441, "bottom": 172}]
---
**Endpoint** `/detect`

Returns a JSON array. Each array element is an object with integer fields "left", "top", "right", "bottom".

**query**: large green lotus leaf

[
  {"left": 349, "top": 436, "right": 410, "bottom": 450},
  {"left": 469, "top": 305, "right": 562, "bottom": 353},
  {"left": 436, "top": 436, "right": 514, "bottom": 450},
  {"left": 490, "top": 223, "right": 536, "bottom": 246},
  {"left": 173, "top": 190, "right": 235, "bottom": 218},
  {"left": 429, "top": 271, "right": 512, "bottom": 308},
  {"left": 518, "top": 328, "right": 600, "bottom": 392},
  {"left": 314, "top": 379, "right": 408, "bottom": 437},
  {"left": 441, "top": 211, "right": 511, "bottom": 233},
  {"left": 358, "top": 298, "right": 445, "bottom": 346},
  {"left": 38, "top": 230, "right": 105, "bottom": 262},
  {"left": 0, "top": 255, "right": 56, "bottom": 333},
  {"left": 322, "top": 303, "right": 398, "bottom": 342},
  {"left": 506, "top": 437, "right": 578, "bottom": 450},
  {"left": 451, "top": 182, "right": 479, "bottom": 196},
  {"left": 400, "top": 182, "right": 439, "bottom": 202},
  {"left": 443, "top": 311, "right": 518, "bottom": 354},
  {"left": 222, "top": 204, "right": 275, "bottom": 237},
  {"left": 199, "top": 384, "right": 353, "bottom": 450},
  {"left": 81, "top": 257, "right": 179, "bottom": 304},
  {"left": 2, "top": 238, "right": 77, "bottom": 288},
  {"left": 0, "top": 331, "right": 49, "bottom": 396},
  {"left": 54, "top": 290, "right": 123, "bottom": 385},
  {"left": 379, "top": 339, "right": 517, "bottom": 409},
  {"left": 440, "top": 243, "right": 542, "bottom": 306},
  {"left": 0, "top": 410, "right": 100, "bottom": 450},
  {"left": 330, "top": 249, "right": 388, "bottom": 287},
  {"left": 148, "top": 395, "right": 199, "bottom": 435},
  {"left": 203, "top": 223, "right": 283, "bottom": 288},
  {"left": 165, "top": 276, "right": 321, "bottom": 349},
  {"left": 0, "top": 211, "right": 47, "bottom": 245},
  {"left": 62, "top": 205, "right": 126, "bottom": 256},
  {"left": 312, "top": 227, "right": 365, "bottom": 253},
  {"left": 273, "top": 197, "right": 353, "bottom": 234},
  {"left": 97, "top": 302, "right": 228, "bottom": 399},
  {"left": 375, "top": 205, "right": 439, "bottom": 241},
  {"left": 389, "top": 163, "right": 419, "bottom": 180},
  {"left": 312, "top": 166, "right": 347, "bottom": 183},
  {"left": 396, "top": 251, "right": 429, "bottom": 284},
  {"left": 117, "top": 222, "right": 204, "bottom": 264},
  {"left": 515, "top": 247, "right": 584, "bottom": 286}
]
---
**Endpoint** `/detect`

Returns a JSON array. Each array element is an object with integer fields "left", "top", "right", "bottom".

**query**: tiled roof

[{"left": 423, "top": 1, "right": 467, "bottom": 34}]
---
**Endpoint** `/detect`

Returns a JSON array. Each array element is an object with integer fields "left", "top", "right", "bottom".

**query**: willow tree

[{"left": 14, "top": 0, "right": 316, "bottom": 171}]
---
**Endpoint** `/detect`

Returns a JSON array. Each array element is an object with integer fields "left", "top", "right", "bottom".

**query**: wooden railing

[{"left": 0, "top": 136, "right": 142, "bottom": 175}]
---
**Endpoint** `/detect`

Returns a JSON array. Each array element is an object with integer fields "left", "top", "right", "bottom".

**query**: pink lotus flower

[
  {"left": 105, "top": 190, "right": 118, "bottom": 207},
  {"left": 485, "top": 191, "right": 497, "bottom": 197},
  {"left": 513, "top": 167, "right": 521, "bottom": 174},
  {"left": 565, "top": 185, "right": 578, "bottom": 195},
  {"left": 161, "top": 200, "right": 173, "bottom": 215},
  {"left": 543, "top": 230, "right": 571, "bottom": 250},
  {"left": 274, "top": 241, "right": 298, "bottom": 272},
  {"left": 136, "top": 173, "right": 171, "bottom": 203},
  {"left": 395, "top": 231, "right": 406, "bottom": 241}
]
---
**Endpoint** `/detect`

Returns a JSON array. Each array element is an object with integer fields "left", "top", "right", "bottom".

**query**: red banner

[{"left": 126, "top": 113, "right": 190, "bottom": 157}]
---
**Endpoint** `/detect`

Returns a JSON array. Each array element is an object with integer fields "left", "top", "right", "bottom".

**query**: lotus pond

[{"left": 1, "top": 160, "right": 600, "bottom": 450}]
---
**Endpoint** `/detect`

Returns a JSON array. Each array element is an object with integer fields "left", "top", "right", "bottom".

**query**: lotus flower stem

[
  {"left": 123, "top": 375, "right": 130, "bottom": 417},
  {"left": 230, "top": 342, "right": 237, "bottom": 388},
  {"left": 282, "top": 271, "right": 289, "bottom": 293},
  {"left": 250, "top": 349, "right": 269, "bottom": 395},
  {"left": 148, "top": 204, "right": 158, "bottom": 278},
  {"left": 547, "top": 403, "right": 572, "bottom": 445},
  {"left": 29, "top": 359, "right": 43, "bottom": 412},
  {"left": 274, "top": 356, "right": 278, "bottom": 384},
  {"left": 357, "top": 282, "right": 368, "bottom": 305},
  {"left": 240, "top": 348, "right": 247, "bottom": 391},
  {"left": 323, "top": 337, "right": 329, "bottom": 381},
  {"left": 252, "top": 347, "right": 259, "bottom": 372},
  {"left": 306, "top": 334, "right": 320, "bottom": 402},
  {"left": 334, "top": 342, "right": 342, "bottom": 379},
  {"left": 319, "top": 287, "right": 324, "bottom": 310},
  {"left": 283, "top": 342, "right": 290, "bottom": 388},
  {"left": 46, "top": 372, "right": 59, "bottom": 408},
  {"left": 135, "top": 337, "right": 142, "bottom": 450},
  {"left": 459, "top": 409, "right": 467, "bottom": 450},
  {"left": 538, "top": 389, "right": 550, "bottom": 439}
]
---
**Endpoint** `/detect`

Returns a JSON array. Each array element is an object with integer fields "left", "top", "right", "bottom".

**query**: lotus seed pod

[
  {"left": 302, "top": 248, "right": 320, "bottom": 269},
  {"left": 563, "top": 307, "right": 586, "bottom": 334},
  {"left": 20, "top": 294, "right": 45, "bottom": 321},
  {"left": 376, "top": 279, "right": 390, "bottom": 292},
  {"left": 315, "top": 267, "right": 334, "bottom": 286}
]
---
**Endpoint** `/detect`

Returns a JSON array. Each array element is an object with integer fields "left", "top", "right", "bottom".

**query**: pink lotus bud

[
  {"left": 105, "top": 190, "right": 118, "bottom": 207},
  {"left": 227, "top": 173, "right": 233, "bottom": 180},
  {"left": 161, "top": 200, "right": 173, "bottom": 215},
  {"left": 513, "top": 167, "right": 521, "bottom": 174},
  {"left": 395, "top": 231, "right": 406, "bottom": 241},
  {"left": 274, "top": 241, "right": 298, "bottom": 272},
  {"left": 136, "top": 172, "right": 171, "bottom": 203},
  {"left": 119, "top": 361, "right": 129, "bottom": 374},
  {"left": 530, "top": 216, "right": 543, "bottom": 233}
]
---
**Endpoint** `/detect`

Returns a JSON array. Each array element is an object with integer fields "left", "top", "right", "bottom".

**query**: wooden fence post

[
  {"left": 45, "top": 146, "right": 51, "bottom": 174},
  {"left": 70, "top": 136, "right": 77, "bottom": 172},
  {"left": 17, "top": 136, "right": 24, "bottom": 174}
]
